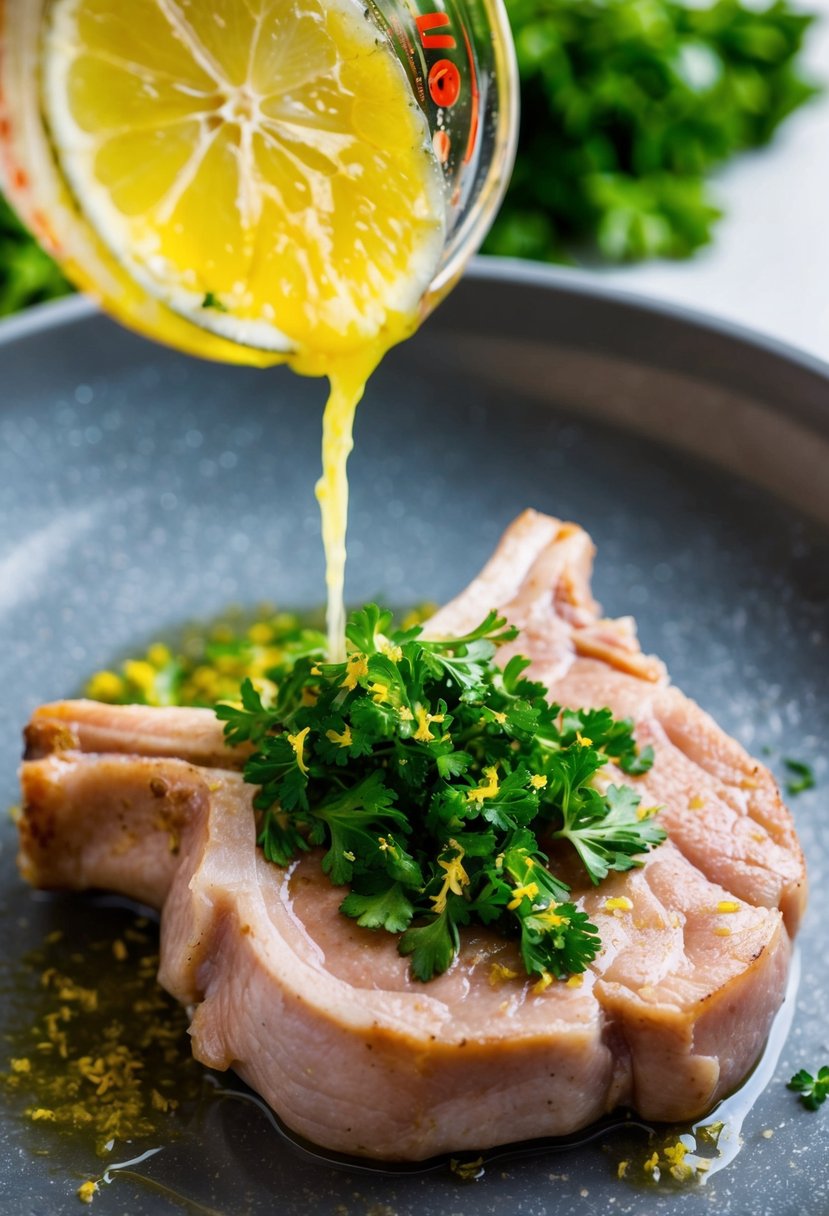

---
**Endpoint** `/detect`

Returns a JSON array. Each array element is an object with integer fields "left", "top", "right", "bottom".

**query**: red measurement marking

[
  {"left": 428, "top": 59, "right": 461, "bottom": 107},
  {"left": 460, "top": 23, "right": 479, "bottom": 164},
  {"left": 415, "top": 12, "right": 456, "bottom": 49},
  {"left": 433, "top": 129, "right": 451, "bottom": 163}
]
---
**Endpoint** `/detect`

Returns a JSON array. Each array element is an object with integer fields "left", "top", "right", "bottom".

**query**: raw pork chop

[{"left": 18, "top": 511, "right": 806, "bottom": 1160}]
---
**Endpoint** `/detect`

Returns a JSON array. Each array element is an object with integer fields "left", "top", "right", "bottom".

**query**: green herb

[
  {"left": 0, "top": 195, "right": 72, "bottom": 316},
  {"left": 485, "top": 0, "right": 819, "bottom": 263},
  {"left": 788, "top": 1066, "right": 829, "bottom": 1110},
  {"left": 784, "top": 758, "right": 815, "bottom": 796},
  {"left": 201, "top": 291, "right": 228, "bottom": 312},
  {"left": 217, "top": 604, "right": 664, "bottom": 983}
]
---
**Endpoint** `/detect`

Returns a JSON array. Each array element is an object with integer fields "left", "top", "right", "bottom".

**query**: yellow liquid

[{"left": 2, "top": 0, "right": 446, "bottom": 655}]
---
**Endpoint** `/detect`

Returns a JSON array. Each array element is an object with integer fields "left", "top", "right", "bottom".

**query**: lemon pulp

[{"left": 42, "top": 0, "right": 446, "bottom": 657}]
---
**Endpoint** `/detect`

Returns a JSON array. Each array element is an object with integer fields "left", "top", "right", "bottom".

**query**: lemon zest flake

[
  {"left": 488, "top": 962, "right": 518, "bottom": 988},
  {"left": 508, "top": 882, "right": 540, "bottom": 911},
  {"left": 341, "top": 653, "right": 369, "bottom": 691},
  {"left": 326, "top": 725, "right": 353, "bottom": 749},
  {"left": 466, "top": 765, "right": 500, "bottom": 805},
  {"left": 431, "top": 846, "right": 469, "bottom": 913},
  {"left": 604, "top": 896, "right": 633, "bottom": 914},
  {"left": 286, "top": 727, "right": 310, "bottom": 775}
]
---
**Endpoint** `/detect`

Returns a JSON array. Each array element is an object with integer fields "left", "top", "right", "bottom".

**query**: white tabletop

[{"left": 590, "top": 2, "right": 829, "bottom": 364}]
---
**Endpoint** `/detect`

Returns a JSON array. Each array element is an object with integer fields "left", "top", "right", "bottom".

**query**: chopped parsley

[
  {"left": 217, "top": 604, "right": 664, "bottom": 983},
  {"left": 783, "top": 758, "right": 815, "bottom": 796},
  {"left": 788, "top": 1066, "right": 829, "bottom": 1110},
  {"left": 201, "top": 291, "right": 227, "bottom": 312}
]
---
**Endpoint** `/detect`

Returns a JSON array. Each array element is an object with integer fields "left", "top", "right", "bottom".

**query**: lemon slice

[{"left": 42, "top": 0, "right": 446, "bottom": 360}]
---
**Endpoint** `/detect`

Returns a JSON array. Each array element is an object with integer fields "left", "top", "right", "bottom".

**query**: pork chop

[{"left": 18, "top": 511, "right": 806, "bottom": 1160}]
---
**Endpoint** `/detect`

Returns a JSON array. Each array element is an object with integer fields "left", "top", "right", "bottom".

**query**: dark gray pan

[{"left": 0, "top": 261, "right": 826, "bottom": 1216}]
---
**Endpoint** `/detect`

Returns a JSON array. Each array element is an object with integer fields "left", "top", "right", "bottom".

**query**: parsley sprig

[
  {"left": 217, "top": 605, "right": 664, "bottom": 983},
  {"left": 788, "top": 1066, "right": 829, "bottom": 1111}
]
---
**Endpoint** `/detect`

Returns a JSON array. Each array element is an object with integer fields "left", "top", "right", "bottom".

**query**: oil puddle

[{"left": 0, "top": 897, "right": 800, "bottom": 1210}]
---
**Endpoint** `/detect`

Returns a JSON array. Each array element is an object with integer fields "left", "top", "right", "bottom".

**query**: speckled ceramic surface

[{"left": 0, "top": 264, "right": 826, "bottom": 1216}]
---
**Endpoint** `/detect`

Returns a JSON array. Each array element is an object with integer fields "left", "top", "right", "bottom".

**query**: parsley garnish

[
  {"left": 217, "top": 605, "right": 664, "bottom": 983},
  {"left": 784, "top": 758, "right": 815, "bottom": 796},
  {"left": 788, "top": 1066, "right": 829, "bottom": 1110},
  {"left": 201, "top": 291, "right": 228, "bottom": 312}
]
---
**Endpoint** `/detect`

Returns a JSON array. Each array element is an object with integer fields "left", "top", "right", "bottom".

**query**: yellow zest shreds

[
  {"left": 662, "top": 1140, "right": 694, "bottom": 1181},
  {"left": 466, "top": 766, "right": 501, "bottom": 805},
  {"left": 507, "top": 882, "right": 540, "bottom": 911},
  {"left": 326, "top": 725, "right": 353, "bottom": 749},
  {"left": 286, "top": 728, "right": 311, "bottom": 776},
  {"left": 431, "top": 847, "right": 469, "bottom": 913},
  {"left": 247, "top": 623, "right": 274, "bottom": 646},
  {"left": 530, "top": 774, "right": 548, "bottom": 790},
  {"left": 369, "top": 683, "right": 390, "bottom": 705},
  {"left": 576, "top": 732, "right": 593, "bottom": 747},
  {"left": 342, "top": 653, "right": 369, "bottom": 692},
  {"left": 689, "top": 795, "right": 705, "bottom": 810},
  {"left": 378, "top": 837, "right": 398, "bottom": 856},
  {"left": 566, "top": 973, "right": 584, "bottom": 988},
  {"left": 398, "top": 707, "right": 414, "bottom": 723},
  {"left": 532, "top": 971, "right": 554, "bottom": 995},
  {"left": 111, "top": 940, "right": 127, "bottom": 962},
  {"left": 636, "top": 805, "right": 660, "bottom": 821},
  {"left": 379, "top": 639, "right": 404, "bottom": 663},
  {"left": 488, "top": 962, "right": 519, "bottom": 987},
  {"left": 83, "top": 609, "right": 327, "bottom": 709},
  {"left": 713, "top": 926, "right": 732, "bottom": 937},
  {"left": 449, "top": 1156, "right": 485, "bottom": 1182},
  {"left": 2, "top": 916, "right": 204, "bottom": 1159},
  {"left": 343, "top": 850, "right": 356, "bottom": 863},
  {"left": 620, "top": 1133, "right": 716, "bottom": 1187},
  {"left": 413, "top": 705, "right": 445, "bottom": 742},
  {"left": 147, "top": 643, "right": 172, "bottom": 668},
  {"left": 604, "top": 896, "right": 634, "bottom": 914},
  {"left": 86, "top": 671, "right": 125, "bottom": 701},
  {"left": 77, "top": 1180, "right": 98, "bottom": 1205},
  {"left": 717, "top": 900, "right": 741, "bottom": 914},
  {"left": 532, "top": 905, "right": 567, "bottom": 929},
  {"left": 123, "top": 661, "right": 158, "bottom": 699}
]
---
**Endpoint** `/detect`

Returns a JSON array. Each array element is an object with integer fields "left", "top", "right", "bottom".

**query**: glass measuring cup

[
  {"left": 0, "top": 0, "right": 515, "bottom": 359},
  {"left": 0, "top": 0, "right": 518, "bottom": 360}
]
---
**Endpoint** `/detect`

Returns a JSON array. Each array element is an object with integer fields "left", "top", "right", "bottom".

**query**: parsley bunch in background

[
  {"left": 485, "top": 0, "right": 820, "bottom": 262},
  {"left": 0, "top": 195, "right": 71, "bottom": 316},
  {"left": 218, "top": 605, "right": 663, "bottom": 984}
]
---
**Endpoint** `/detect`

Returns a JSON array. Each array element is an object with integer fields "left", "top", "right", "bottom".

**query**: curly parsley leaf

[
  {"left": 340, "top": 881, "right": 415, "bottom": 934},
  {"left": 554, "top": 782, "right": 666, "bottom": 884},
  {"left": 218, "top": 605, "right": 663, "bottom": 983},
  {"left": 784, "top": 758, "right": 815, "bottom": 796},
  {"left": 788, "top": 1066, "right": 829, "bottom": 1110}
]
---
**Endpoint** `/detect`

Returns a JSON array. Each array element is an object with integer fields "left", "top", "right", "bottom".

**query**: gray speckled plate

[{"left": 0, "top": 262, "right": 827, "bottom": 1216}]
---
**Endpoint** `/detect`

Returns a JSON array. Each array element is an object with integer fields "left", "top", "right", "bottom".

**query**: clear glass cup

[{"left": 0, "top": 0, "right": 518, "bottom": 360}]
